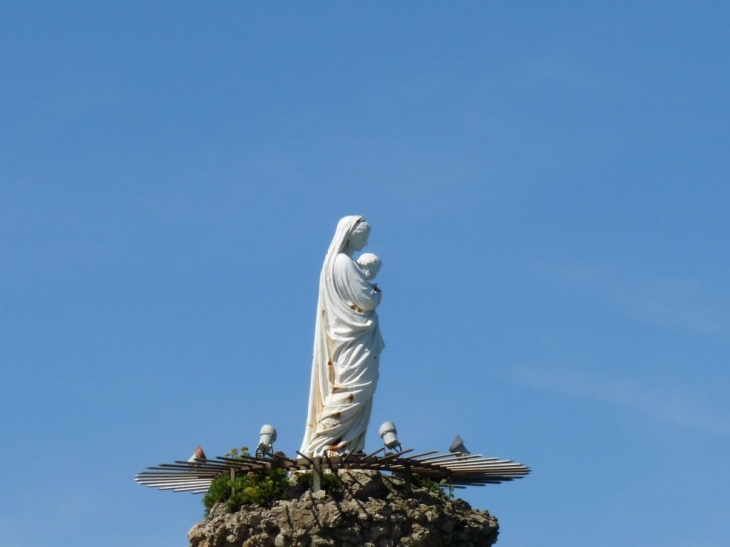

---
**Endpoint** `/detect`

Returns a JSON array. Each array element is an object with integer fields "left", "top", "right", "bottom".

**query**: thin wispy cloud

[
  {"left": 540, "top": 261, "right": 729, "bottom": 338},
  {"left": 511, "top": 366, "right": 730, "bottom": 436}
]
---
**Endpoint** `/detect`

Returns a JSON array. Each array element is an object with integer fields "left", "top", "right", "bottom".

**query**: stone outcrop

[{"left": 188, "top": 471, "right": 499, "bottom": 547}]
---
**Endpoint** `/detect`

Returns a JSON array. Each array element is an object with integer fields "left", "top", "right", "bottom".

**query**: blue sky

[{"left": 1, "top": 2, "right": 728, "bottom": 545}]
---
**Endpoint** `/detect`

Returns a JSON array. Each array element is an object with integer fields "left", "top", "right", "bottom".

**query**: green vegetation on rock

[{"left": 203, "top": 467, "right": 291, "bottom": 516}]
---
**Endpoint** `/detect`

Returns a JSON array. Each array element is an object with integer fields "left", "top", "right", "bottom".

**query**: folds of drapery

[{"left": 301, "top": 216, "right": 385, "bottom": 457}]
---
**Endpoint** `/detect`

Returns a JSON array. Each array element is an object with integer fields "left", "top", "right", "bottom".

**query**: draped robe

[{"left": 300, "top": 216, "right": 385, "bottom": 457}]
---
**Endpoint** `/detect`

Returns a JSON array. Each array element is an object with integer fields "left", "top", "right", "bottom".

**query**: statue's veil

[{"left": 301, "top": 215, "right": 363, "bottom": 454}]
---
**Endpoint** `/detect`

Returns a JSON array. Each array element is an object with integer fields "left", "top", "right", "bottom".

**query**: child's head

[{"left": 357, "top": 253, "right": 382, "bottom": 281}]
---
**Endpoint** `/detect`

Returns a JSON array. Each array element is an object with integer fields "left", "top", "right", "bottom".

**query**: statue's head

[
  {"left": 357, "top": 252, "right": 381, "bottom": 280},
  {"left": 347, "top": 219, "right": 370, "bottom": 252}
]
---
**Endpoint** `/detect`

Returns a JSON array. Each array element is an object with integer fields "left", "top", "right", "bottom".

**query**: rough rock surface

[{"left": 188, "top": 471, "right": 499, "bottom": 547}]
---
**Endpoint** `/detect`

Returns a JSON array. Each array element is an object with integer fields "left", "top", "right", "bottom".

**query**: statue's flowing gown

[{"left": 301, "top": 217, "right": 384, "bottom": 457}]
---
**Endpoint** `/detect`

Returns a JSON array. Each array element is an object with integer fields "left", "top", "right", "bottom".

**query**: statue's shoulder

[
  {"left": 333, "top": 253, "right": 364, "bottom": 281},
  {"left": 333, "top": 252, "right": 355, "bottom": 269}
]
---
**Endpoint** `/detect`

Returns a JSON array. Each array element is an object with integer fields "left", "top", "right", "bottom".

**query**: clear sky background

[{"left": 1, "top": 2, "right": 728, "bottom": 546}]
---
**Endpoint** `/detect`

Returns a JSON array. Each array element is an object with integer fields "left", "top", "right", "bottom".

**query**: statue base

[{"left": 189, "top": 470, "right": 500, "bottom": 547}]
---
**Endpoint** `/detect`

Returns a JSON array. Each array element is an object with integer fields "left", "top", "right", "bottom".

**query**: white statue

[{"left": 301, "top": 216, "right": 385, "bottom": 457}]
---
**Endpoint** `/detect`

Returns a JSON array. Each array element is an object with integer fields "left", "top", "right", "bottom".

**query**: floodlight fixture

[
  {"left": 449, "top": 435, "right": 470, "bottom": 456},
  {"left": 256, "top": 424, "right": 277, "bottom": 457},
  {"left": 187, "top": 445, "right": 207, "bottom": 463},
  {"left": 379, "top": 421, "right": 402, "bottom": 452}
]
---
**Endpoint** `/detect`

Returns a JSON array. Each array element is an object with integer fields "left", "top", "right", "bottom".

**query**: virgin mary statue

[{"left": 300, "top": 216, "right": 385, "bottom": 457}]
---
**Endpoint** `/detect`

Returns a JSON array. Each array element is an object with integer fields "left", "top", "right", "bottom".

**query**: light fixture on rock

[
  {"left": 449, "top": 435, "right": 470, "bottom": 456},
  {"left": 187, "top": 445, "right": 207, "bottom": 463},
  {"left": 256, "top": 424, "right": 277, "bottom": 457},
  {"left": 379, "top": 421, "right": 402, "bottom": 453}
]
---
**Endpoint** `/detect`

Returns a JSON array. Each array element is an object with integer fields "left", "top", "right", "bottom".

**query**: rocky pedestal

[{"left": 188, "top": 471, "right": 499, "bottom": 547}]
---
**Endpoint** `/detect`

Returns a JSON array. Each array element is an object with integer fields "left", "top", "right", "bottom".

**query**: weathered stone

[
  {"left": 189, "top": 472, "right": 498, "bottom": 547},
  {"left": 367, "top": 523, "right": 389, "bottom": 542}
]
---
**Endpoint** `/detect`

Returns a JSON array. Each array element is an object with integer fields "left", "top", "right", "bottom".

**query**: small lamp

[
  {"left": 449, "top": 435, "right": 470, "bottom": 456},
  {"left": 256, "top": 424, "right": 277, "bottom": 457},
  {"left": 379, "top": 421, "right": 402, "bottom": 452},
  {"left": 188, "top": 445, "right": 207, "bottom": 463}
]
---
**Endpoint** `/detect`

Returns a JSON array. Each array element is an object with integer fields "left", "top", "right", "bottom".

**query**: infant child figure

[{"left": 357, "top": 252, "right": 382, "bottom": 293}]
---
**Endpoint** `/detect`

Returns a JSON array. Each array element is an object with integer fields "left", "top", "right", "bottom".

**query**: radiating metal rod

[
  {"left": 136, "top": 448, "right": 530, "bottom": 495},
  {"left": 404, "top": 449, "right": 440, "bottom": 459},
  {"left": 364, "top": 447, "right": 386, "bottom": 459}
]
